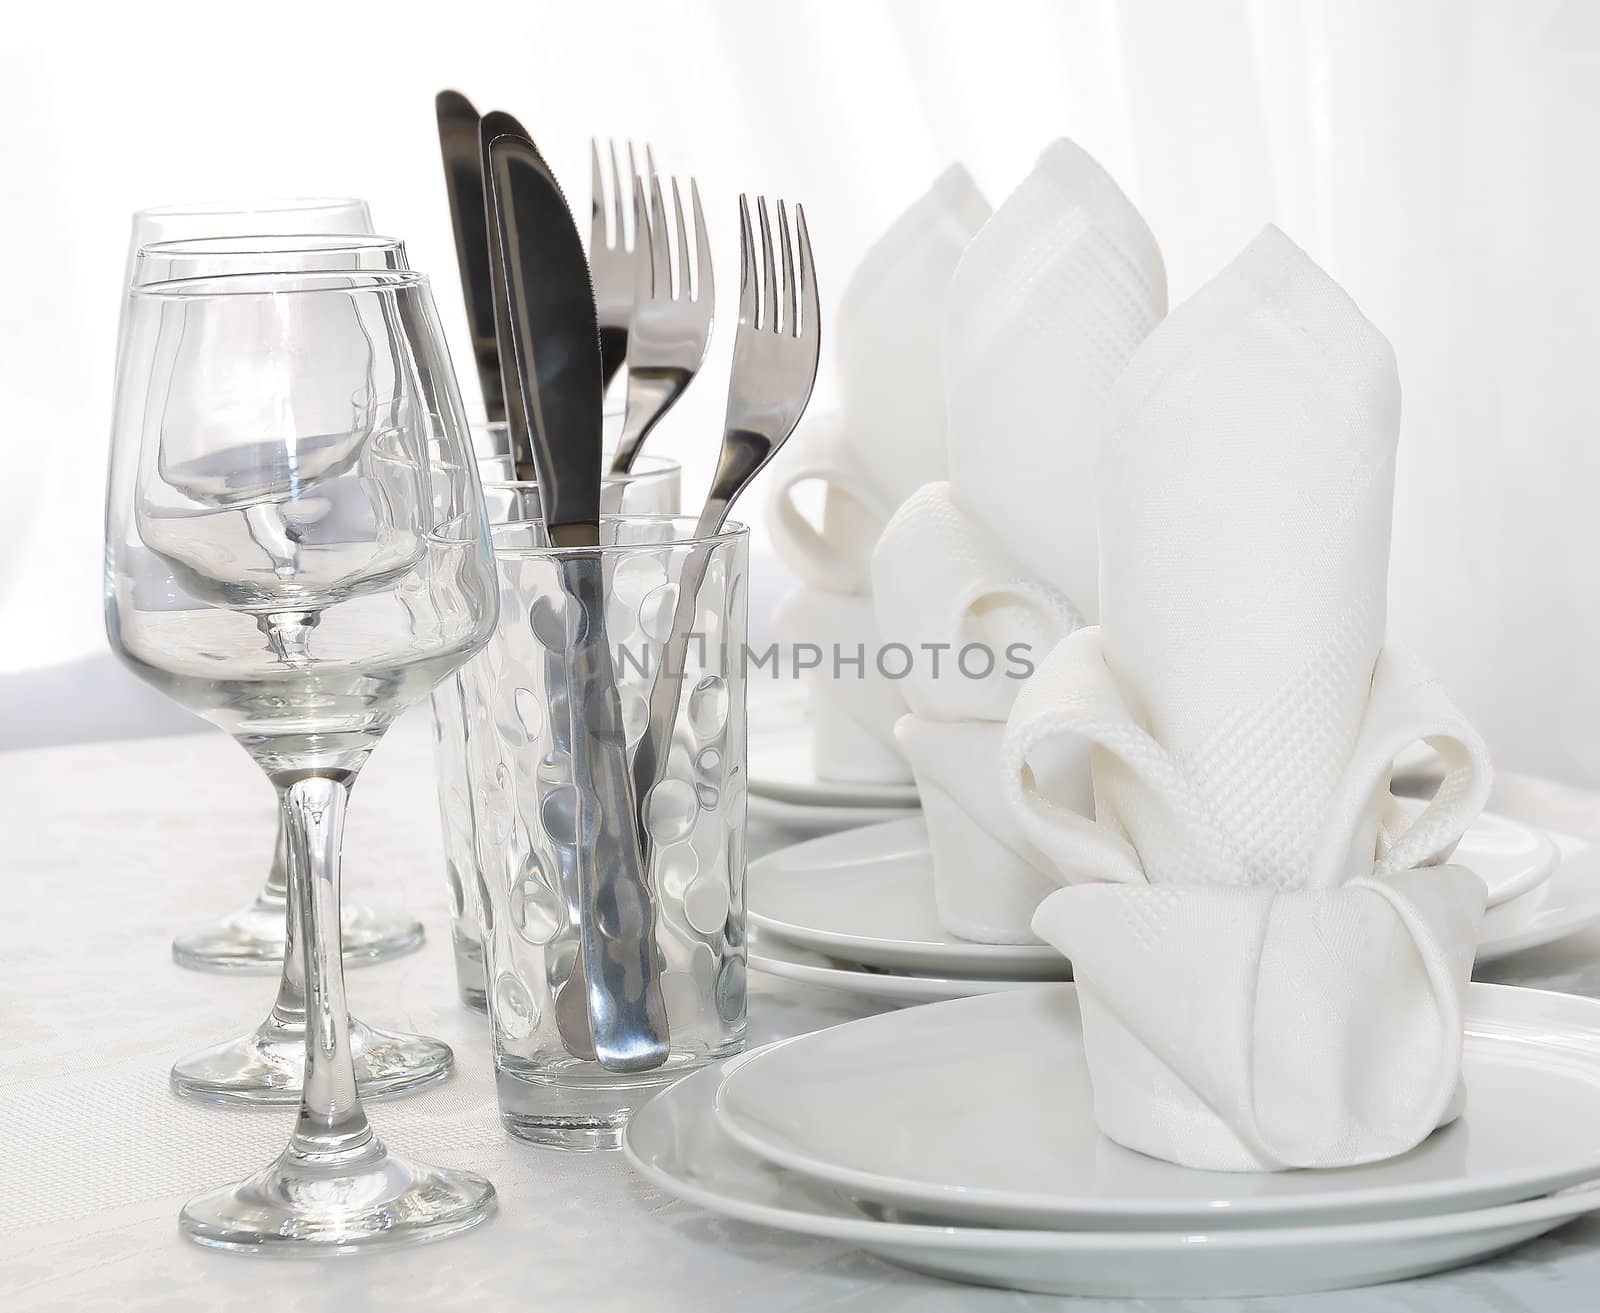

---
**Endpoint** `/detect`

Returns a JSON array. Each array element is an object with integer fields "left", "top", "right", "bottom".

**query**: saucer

[
  {"left": 716, "top": 982, "right": 1600, "bottom": 1232},
  {"left": 625, "top": 1051, "right": 1600, "bottom": 1299}
]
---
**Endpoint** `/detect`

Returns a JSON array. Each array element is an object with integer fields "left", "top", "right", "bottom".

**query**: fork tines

[
  {"left": 590, "top": 137, "right": 653, "bottom": 388},
  {"left": 737, "top": 194, "right": 816, "bottom": 341}
]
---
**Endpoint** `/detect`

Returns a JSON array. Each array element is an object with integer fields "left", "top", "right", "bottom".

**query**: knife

[
  {"left": 486, "top": 121, "right": 671, "bottom": 1073},
  {"left": 435, "top": 90, "right": 505, "bottom": 425}
]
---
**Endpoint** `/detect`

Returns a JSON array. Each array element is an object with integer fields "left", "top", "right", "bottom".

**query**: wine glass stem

[
  {"left": 261, "top": 813, "right": 289, "bottom": 904},
  {"left": 280, "top": 773, "right": 373, "bottom": 1161}
]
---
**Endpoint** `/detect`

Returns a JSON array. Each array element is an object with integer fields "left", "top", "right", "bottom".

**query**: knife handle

[{"left": 557, "top": 551, "right": 670, "bottom": 1072}]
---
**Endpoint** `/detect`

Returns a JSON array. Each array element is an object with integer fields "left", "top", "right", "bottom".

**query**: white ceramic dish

[
  {"left": 1477, "top": 837, "right": 1600, "bottom": 962},
  {"left": 749, "top": 719, "right": 921, "bottom": 809},
  {"left": 748, "top": 792, "right": 919, "bottom": 834},
  {"left": 625, "top": 1051, "right": 1600, "bottom": 1299},
  {"left": 716, "top": 983, "right": 1600, "bottom": 1232},
  {"left": 747, "top": 927, "right": 1047, "bottom": 1005},
  {"left": 750, "top": 810, "right": 1562, "bottom": 978},
  {"left": 748, "top": 817, "right": 1064, "bottom": 977}
]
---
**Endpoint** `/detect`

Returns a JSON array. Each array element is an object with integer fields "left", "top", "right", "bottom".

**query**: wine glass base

[
  {"left": 172, "top": 901, "right": 425, "bottom": 974},
  {"left": 180, "top": 1141, "right": 496, "bottom": 1255},
  {"left": 171, "top": 1018, "right": 453, "bottom": 1106}
]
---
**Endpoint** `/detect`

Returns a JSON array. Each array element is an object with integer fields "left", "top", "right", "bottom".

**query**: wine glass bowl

[{"left": 123, "top": 222, "right": 430, "bottom": 975}]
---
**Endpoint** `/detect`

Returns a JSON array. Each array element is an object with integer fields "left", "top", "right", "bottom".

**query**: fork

[
  {"left": 629, "top": 194, "right": 819, "bottom": 836},
  {"left": 589, "top": 138, "right": 645, "bottom": 394},
  {"left": 608, "top": 165, "right": 715, "bottom": 475}
]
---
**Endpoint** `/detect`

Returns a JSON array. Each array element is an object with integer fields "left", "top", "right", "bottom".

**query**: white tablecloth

[{"left": 4, "top": 710, "right": 1600, "bottom": 1312}]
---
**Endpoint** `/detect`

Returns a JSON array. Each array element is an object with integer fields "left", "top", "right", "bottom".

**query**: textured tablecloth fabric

[{"left": 4, "top": 704, "right": 1600, "bottom": 1312}]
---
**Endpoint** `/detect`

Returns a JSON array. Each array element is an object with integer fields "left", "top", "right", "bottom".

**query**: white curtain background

[{"left": 1, "top": 0, "right": 1595, "bottom": 782}]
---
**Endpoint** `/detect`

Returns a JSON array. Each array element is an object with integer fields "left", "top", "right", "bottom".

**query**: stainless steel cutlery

[
  {"left": 631, "top": 195, "right": 820, "bottom": 845},
  {"left": 435, "top": 90, "right": 506, "bottom": 425},
  {"left": 486, "top": 118, "right": 670, "bottom": 1074},
  {"left": 436, "top": 94, "right": 820, "bottom": 1073},
  {"left": 609, "top": 163, "right": 715, "bottom": 475}
]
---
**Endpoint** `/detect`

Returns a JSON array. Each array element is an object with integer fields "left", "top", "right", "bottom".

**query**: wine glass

[
  {"left": 126, "top": 204, "right": 427, "bottom": 976},
  {"left": 127, "top": 237, "right": 464, "bottom": 1105},
  {"left": 106, "top": 269, "right": 499, "bottom": 1251}
]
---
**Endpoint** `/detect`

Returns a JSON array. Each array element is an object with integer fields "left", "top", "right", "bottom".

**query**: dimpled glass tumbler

[
  {"left": 454, "top": 514, "right": 749, "bottom": 1147},
  {"left": 431, "top": 459, "right": 683, "bottom": 1009}
]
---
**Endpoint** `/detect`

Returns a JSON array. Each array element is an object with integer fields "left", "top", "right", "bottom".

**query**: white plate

[
  {"left": 751, "top": 836, "right": 1598, "bottom": 1004},
  {"left": 749, "top": 817, "right": 1065, "bottom": 977},
  {"left": 1478, "top": 835, "right": 1600, "bottom": 962},
  {"left": 748, "top": 792, "right": 920, "bottom": 834},
  {"left": 750, "top": 808, "right": 1559, "bottom": 977},
  {"left": 749, "top": 720, "right": 920, "bottom": 809},
  {"left": 748, "top": 927, "right": 1049, "bottom": 1005},
  {"left": 716, "top": 982, "right": 1600, "bottom": 1233},
  {"left": 626, "top": 1050, "right": 1600, "bottom": 1300}
]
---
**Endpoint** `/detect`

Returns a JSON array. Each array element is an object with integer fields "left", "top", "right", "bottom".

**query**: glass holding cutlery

[
  {"left": 125, "top": 203, "right": 428, "bottom": 975},
  {"left": 434, "top": 457, "right": 682, "bottom": 1009},
  {"left": 459, "top": 514, "right": 749, "bottom": 1147},
  {"left": 106, "top": 269, "right": 499, "bottom": 1250}
]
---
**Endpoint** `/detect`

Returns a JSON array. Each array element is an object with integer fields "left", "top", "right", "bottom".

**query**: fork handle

[{"left": 611, "top": 370, "right": 684, "bottom": 475}]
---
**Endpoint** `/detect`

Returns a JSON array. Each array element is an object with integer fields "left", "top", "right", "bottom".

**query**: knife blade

[
  {"left": 486, "top": 124, "right": 671, "bottom": 1073},
  {"left": 435, "top": 89, "right": 505, "bottom": 425}
]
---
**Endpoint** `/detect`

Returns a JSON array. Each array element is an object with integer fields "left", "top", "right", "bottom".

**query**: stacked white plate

[
  {"left": 748, "top": 699, "right": 919, "bottom": 831},
  {"left": 625, "top": 983, "right": 1600, "bottom": 1298},
  {"left": 748, "top": 807, "right": 1599, "bottom": 1005}
]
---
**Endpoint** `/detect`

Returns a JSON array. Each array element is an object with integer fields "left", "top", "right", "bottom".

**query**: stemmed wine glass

[
  {"left": 126, "top": 201, "right": 426, "bottom": 974},
  {"left": 106, "top": 269, "right": 499, "bottom": 1251},
  {"left": 128, "top": 236, "right": 466, "bottom": 1104}
]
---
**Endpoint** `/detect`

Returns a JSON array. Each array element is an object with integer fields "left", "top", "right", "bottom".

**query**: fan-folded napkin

[
  {"left": 871, "top": 140, "right": 1166, "bottom": 940},
  {"left": 768, "top": 164, "right": 991, "bottom": 781},
  {"left": 1003, "top": 225, "right": 1493, "bottom": 1171}
]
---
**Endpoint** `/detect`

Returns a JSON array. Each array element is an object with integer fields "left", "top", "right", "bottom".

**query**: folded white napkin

[
  {"left": 765, "top": 411, "right": 894, "bottom": 596},
  {"left": 1003, "top": 226, "right": 1493, "bottom": 1172},
  {"left": 767, "top": 166, "right": 991, "bottom": 783},
  {"left": 872, "top": 483, "right": 1084, "bottom": 724},
  {"left": 945, "top": 139, "right": 1167, "bottom": 614},
  {"left": 896, "top": 717, "right": 1075, "bottom": 944},
  {"left": 773, "top": 587, "right": 914, "bottom": 785},
  {"left": 869, "top": 140, "right": 1166, "bottom": 938}
]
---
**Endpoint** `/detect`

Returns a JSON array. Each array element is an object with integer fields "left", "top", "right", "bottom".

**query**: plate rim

[
  {"left": 713, "top": 982, "right": 1600, "bottom": 1227},
  {"left": 751, "top": 814, "right": 1573, "bottom": 976},
  {"left": 623, "top": 1043, "right": 1600, "bottom": 1254}
]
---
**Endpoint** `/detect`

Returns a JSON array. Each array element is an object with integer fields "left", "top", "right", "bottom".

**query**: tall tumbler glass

[
  {"left": 460, "top": 515, "right": 749, "bottom": 1147},
  {"left": 432, "top": 460, "right": 682, "bottom": 1010}
]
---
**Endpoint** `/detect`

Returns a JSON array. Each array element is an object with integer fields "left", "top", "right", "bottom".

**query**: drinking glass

[
  {"left": 461, "top": 514, "right": 749, "bottom": 1148},
  {"left": 106, "top": 269, "right": 499, "bottom": 1250},
  {"left": 125, "top": 203, "right": 425, "bottom": 975},
  {"left": 433, "top": 455, "right": 683, "bottom": 1009},
  {"left": 124, "top": 238, "right": 455, "bottom": 1104}
]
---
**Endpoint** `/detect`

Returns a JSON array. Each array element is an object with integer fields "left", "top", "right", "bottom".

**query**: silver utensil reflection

[
  {"left": 609, "top": 162, "right": 714, "bottom": 475},
  {"left": 487, "top": 119, "right": 671, "bottom": 1075},
  {"left": 631, "top": 195, "right": 820, "bottom": 854}
]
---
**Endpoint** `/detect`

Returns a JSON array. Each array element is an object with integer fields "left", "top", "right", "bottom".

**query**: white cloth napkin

[
  {"left": 768, "top": 165, "right": 991, "bottom": 781},
  {"left": 946, "top": 138, "right": 1167, "bottom": 614},
  {"left": 1002, "top": 225, "right": 1494, "bottom": 1172},
  {"left": 772, "top": 587, "right": 914, "bottom": 785},
  {"left": 869, "top": 139, "right": 1166, "bottom": 938},
  {"left": 896, "top": 716, "right": 1074, "bottom": 943}
]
